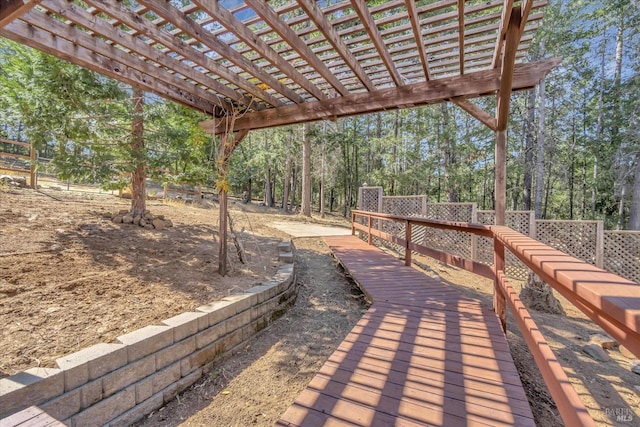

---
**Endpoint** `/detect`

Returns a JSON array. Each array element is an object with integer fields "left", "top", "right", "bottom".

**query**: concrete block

[
  {"left": 277, "top": 241, "right": 291, "bottom": 253},
  {"left": 180, "top": 358, "right": 192, "bottom": 377},
  {"left": 222, "top": 293, "right": 255, "bottom": 315},
  {"left": 56, "top": 343, "right": 128, "bottom": 385},
  {"left": 0, "top": 368, "right": 64, "bottom": 417},
  {"left": 161, "top": 312, "right": 207, "bottom": 341},
  {"left": 71, "top": 386, "right": 135, "bottom": 427},
  {"left": 156, "top": 337, "right": 196, "bottom": 370},
  {"left": 162, "top": 383, "right": 179, "bottom": 404},
  {"left": 251, "top": 302, "right": 270, "bottom": 321},
  {"left": 245, "top": 285, "right": 271, "bottom": 304},
  {"left": 135, "top": 376, "right": 153, "bottom": 404},
  {"left": 106, "top": 392, "right": 163, "bottom": 427},
  {"left": 225, "top": 310, "right": 251, "bottom": 335},
  {"left": 188, "top": 343, "right": 221, "bottom": 370},
  {"left": 220, "top": 328, "right": 244, "bottom": 352},
  {"left": 102, "top": 355, "right": 156, "bottom": 398},
  {"left": 40, "top": 388, "right": 81, "bottom": 421},
  {"left": 151, "top": 363, "right": 180, "bottom": 394},
  {"left": 195, "top": 323, "right": 225, "bottom": 349},
  {"left": 177, "top": 368, "right": 202, "bottom": 393},
  {"left": 79, "top": 379, "right": 103, "bottom": 409},
  {"left": 278, "top": 252, "right": 294, "bottom": 263},
  {"left": 196, "top": 300, "right": 235, "bottom": 326},
  {"left": 117, "top": 325, "right": 174, "bottom": 362}
]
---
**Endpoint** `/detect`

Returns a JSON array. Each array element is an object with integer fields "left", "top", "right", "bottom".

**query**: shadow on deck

[{"left": 277, "top": 235, "right": 534, "bottom": 427}]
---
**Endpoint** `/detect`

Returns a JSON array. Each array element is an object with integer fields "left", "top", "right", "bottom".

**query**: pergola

[{"left": 0, "top": 0, "right": 557, "bottom": 275}]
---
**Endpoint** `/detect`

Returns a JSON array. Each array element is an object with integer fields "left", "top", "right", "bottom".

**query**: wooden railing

[
  {"left": 0, "top": 137, "right": 36, "bottom": 188},
  {"left": 352, "top": 209, "right": 640, "bottom": 427}
]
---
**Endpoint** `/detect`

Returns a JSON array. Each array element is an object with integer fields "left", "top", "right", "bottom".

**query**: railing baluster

[{"left": 367, "top": 214, "right": 373, "bottom": 245}]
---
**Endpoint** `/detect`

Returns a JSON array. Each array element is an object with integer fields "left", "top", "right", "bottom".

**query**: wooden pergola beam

[
  {"left": 350, "top": 0, "right": 403, "bottom": 87},
  {"left": 203, "top": 58, "right": 559, "bottom": 134},
  {"left": 18, "top": 9, "right": 233, "bottom": 113},
  {"left": 404, "top": 0, "right": 431, "bottom": 80},
  {"left": 244, "top": 0, "right": 349, "bottom": 97},
  {"left": 496, "top": 6, "right": 523, "bottom": 131},
  {"left": 450, "top": 97, "right": 497, "bottom": 131},
  {"left": 191, "top": 0, "right": 324, "bottom": 102},
  {"left": 130, "top": 0, "right": 289, "bottom": 107},
  {"left": 298, "top": 0, "right": 375, "bottom": 91},
  {"left": 492, "top": 0, "right": 515, "bottom": 68},
  {"left": 0, "top": 0, "right": 39, "bottom": 28},
  {"left": 41, "top": 0, "right": 253, "bottom": 112},
  {"left": 0, "top": 19, "right": 223, "bottom": 114},
  {"left": 457, "top": 0, "right": 465, "bottom": 75}
]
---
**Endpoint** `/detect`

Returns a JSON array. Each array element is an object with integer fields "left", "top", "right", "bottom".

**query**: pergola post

[{"left": 493, "top": 6, "right": 522, "bottom": 331}]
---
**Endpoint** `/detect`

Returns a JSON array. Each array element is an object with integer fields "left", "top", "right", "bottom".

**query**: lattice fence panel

[
  {"left": 604, "top": 231, "right": 640, "bottom": 284},
  {"left": 357, "top": 186, "right": 382, "bottom": 227},
  {"left": 536, "top": 221, "right": 600, "bottom": 265},
  {"left": 476, "top": 211, "right": 534, "bottom": 279},
  {"left": 381, "top": 196, "right": 426, "bottom": 217},
  {"left": 420, "top": 203, "right": 476, "bottom": 260},
  {"left": 424, "top": 203, "right": 476, "bottom": 221},
  {"left": 421, "top": 228, "right": 473, "bottom": 259},
  {"left": 359, "top": 187, "right": 382, "bottom": 212}
]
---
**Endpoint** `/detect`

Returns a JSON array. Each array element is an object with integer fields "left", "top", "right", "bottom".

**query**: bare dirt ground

[
  {"left": 2, "top": 183, "right": 639, "bottom": 426},
  {"left": 0, "top": 185, "right": 287, "bottom": 377}
]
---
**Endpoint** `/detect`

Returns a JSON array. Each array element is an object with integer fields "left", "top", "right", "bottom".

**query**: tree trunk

[
  {"left": 441, "top": 104, "right": 458, "bottom": 202},
  {"left": 523, "top": 89, "right": 535, "bottom": 210},
  {"left": 320, "top": 137, "right": 326, "bottom": 218},
  {"left": 290, "top": 164, "right": 297, "bottom": 211},
  {"left": 628, "top": 158, "right": 640, "bottom": 230},
  {"left": 301, "top": 123, "right": 312, "bottom": 217},
  {"left": 265, "top": 168, "right": 273, "bottom": 207},
  {"left": 534, "top": 72, "right": 546, "bottom": 218},
  {"left": 130, "top": 88, "right": 146, "bottom": 217},
  {"left": 282, "top": 130, "right": 291, "bottom": 212},
  {"left": 592, "top": 36, "right": 606, "bottom": 218}
]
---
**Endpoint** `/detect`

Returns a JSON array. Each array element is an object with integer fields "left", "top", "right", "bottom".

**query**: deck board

[{"left": 277, "top": 235, "right": 534, "bottom": 427}]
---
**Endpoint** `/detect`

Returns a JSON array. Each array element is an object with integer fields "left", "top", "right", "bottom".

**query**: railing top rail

[
  {"left": 536, "top": 219, "right": 602, "bottom": 224},
  {"left": 352, "top": 209, "right": 493, "bottom": 237},
  {"left": 0, "top": 138, "right": 31, "bottom": 148},
  {"left": 492, "top": 225, "right": 640, "bottom": 357}
]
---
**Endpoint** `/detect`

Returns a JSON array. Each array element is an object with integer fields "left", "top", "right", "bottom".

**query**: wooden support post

[
  {"left": 405, "top": 221, "right": 412, "bottom": 266},
  {"left": 351, "top": 212, "right": 356, "bottom": 235},
  {"left": 495, "top": 130, "right": 507, "bottom": 226},
  {"left": 595, "top": 221, "right": 604, "bottom": 268},
  {"left": 494, "top": 238, "right": 507, "bottom": 331},
  {"left": 29, "top": 142, "right": 36, "bottom": 189},
  {"left": 218, "top": 187, "right": 228, "bottom": 276},
  {"left": 368, "top": 215, "right": 373, "bottom": 245}
]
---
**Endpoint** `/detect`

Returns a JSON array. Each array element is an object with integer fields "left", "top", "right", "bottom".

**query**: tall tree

[{"left": 301, "top": 123, "right": 312, "bottom": 217}]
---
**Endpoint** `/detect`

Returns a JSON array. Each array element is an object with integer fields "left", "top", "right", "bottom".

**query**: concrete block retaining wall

[{"left": 0, "top": 241, "right": 296, "bottom": 426}]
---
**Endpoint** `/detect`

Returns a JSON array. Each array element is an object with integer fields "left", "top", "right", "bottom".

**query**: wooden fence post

[
  {"left": 368, "top": 215, "right": 373, "bottom": 245},
  {"left": 405, "top": 221, "right": 412, "bottom": 266},
  {"left": 351, "top": 211, "right": 356, "bottom": 235},
  {"left": 29, "top": 143, "right": 36, "bottom": 189},
  {"left": 595, "top": 221, "right": 604, "bottom": 268},
  {"left": 471, "top": 203, "right": 478, "bottom": 261},
  {"left": 529, "top": 211, "right": 537, "bottom": 238}
]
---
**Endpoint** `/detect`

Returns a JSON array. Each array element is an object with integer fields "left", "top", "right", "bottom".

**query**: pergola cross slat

[{"left": 0, "top": 0, "right": 558, "bottom": 277}]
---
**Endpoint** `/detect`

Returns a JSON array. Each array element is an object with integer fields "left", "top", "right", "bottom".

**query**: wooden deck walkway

[{"left": 277, "top": 235, "right": 535, "bottom": 427}]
